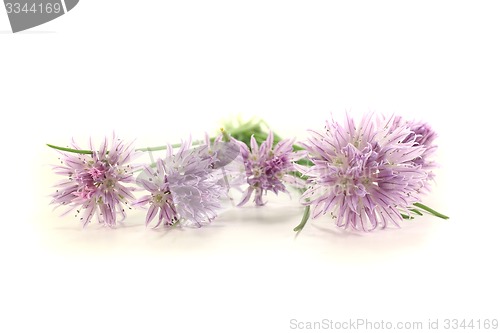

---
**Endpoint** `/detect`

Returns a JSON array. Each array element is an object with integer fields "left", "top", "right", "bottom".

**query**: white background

[{"left": 1, "top": 1, "right": 499, "bottom": 332}]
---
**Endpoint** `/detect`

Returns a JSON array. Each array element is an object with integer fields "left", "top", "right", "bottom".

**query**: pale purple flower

[
  {"left": 203, "top": 133, "right": 247, "bottom": 201},
  {"left": 134, "top": 139, "right": 226, "bottom": 228},
  {"left": 234, "top": 131, "right": 306, "bottom": 206},
  {"left": 51, "top": 135, "right": 140, "bottom": 227},
  {"left": 392, "top": 116, "right": 438, "bottom": 185},
  {"left": 299, "top": 113, "right": 428, "bottom": 231}
]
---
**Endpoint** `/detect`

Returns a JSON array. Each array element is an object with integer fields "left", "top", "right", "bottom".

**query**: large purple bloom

[
  {"left": 51, "top": 135, "right": 140, "bottom": 227},
  {"left": 235, "top": 131, "right": 306, "bottom": 206},
  {"left": 133, "top": 139, "right": 226, "bottom": 228},
  {"left": 299, "top": 113, "right": 429, "bottom": 231}
]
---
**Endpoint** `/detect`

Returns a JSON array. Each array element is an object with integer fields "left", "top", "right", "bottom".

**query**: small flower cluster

[
  {"left": 49, "top": 113, "right": 447, "bottom": 232},
  {"left": 233, "top": 131, "right": 306, "bottom": 206},
  {"left": 51, "top": 135, "right": 139, "bottom": 227},
  {"left": 51, "top": 137, "right": 231, "bottom": 228}
]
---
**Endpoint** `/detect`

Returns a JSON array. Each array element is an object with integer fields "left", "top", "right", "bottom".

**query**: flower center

[
  {"left": 252, "top": 168, "right": 262, "bottom": 177},
  {"left": 151, "top": 190, "right": 173, "bottom": 206},
  {"left": 88, "top": 167, "right": 104, "bottom": 181},
  {"left": 104, "top": 178, "right": 115, "bottom": 189}
]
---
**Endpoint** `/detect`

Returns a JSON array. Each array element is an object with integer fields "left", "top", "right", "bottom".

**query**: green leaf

[
  {"left": 409, "top": 208, "right": 423, "bottom": 216},
  {"left": 413, "top": 203, "right": 449, "bottom": 220}
]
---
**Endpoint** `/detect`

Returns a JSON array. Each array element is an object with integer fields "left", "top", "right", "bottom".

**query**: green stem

[
  {"left": 294, "top": 204, "right": 311, "bottom": 232},
  {"left": 46, "top": 144, "right": 93, "bottom": 155},
  {"left": 413, "top": 203, "right": 449, "bottom": 219},
  {"left": 221, "top": 128, "right": 231, "bottom": 142},
  {"left": 136, "top": 142, "right": 190, "bottom": 152},
  {"left": 47, "top": 123, "right": 243, "bottom": 156},
  {"left": 48, "top": 141, "right": 201, "bottom": 155}
]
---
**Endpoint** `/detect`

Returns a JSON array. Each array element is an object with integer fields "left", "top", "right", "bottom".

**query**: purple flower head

[
  {"left": 134, "top": 138, "right": 226, "bottom": 228},
  {"left": 51, "top": 135, "right": 140, "bottom": 227},
  {"left": 299, "top": 113, "right": 428, "bottom": 231},
  {"left": 234, "top": 131, "right": 306, "bottom": 206},
  {"left": 392, "top": 116, "right": 438, "bottom": 185}
]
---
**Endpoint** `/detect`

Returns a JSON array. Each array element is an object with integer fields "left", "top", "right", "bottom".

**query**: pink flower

[
  {"left": 51, "top": 135, "right": 140, "bottom": 227},
  {"left": 234, "top": 131, "right": 306, "bottom": 206}
]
